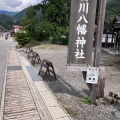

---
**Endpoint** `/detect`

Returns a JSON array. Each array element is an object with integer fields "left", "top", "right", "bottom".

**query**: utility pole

[{"left": 91, "top": 0, "right": 107, "bottom": 103}]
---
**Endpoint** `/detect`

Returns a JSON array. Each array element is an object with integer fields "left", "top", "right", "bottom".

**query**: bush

[
  {"left": 51, "top": 35, "right": 68, "bottom": 45},
  {"left": 25, "top": 40, "right": 40, "bottom": 47},
  {"left": 15, "top": 32, "right": 30, "bottom": 46},
  {"left": 34, "top": 21, "right": 54, "bottom": 41},
  {"left": 51, "top": 26, "right": 69, "bottom": 45}
]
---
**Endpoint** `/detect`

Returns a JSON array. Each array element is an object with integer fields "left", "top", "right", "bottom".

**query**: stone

[
  {"left": 97, "top": 75, "right": 106, "bottom": 98},
  {"left": 115, "top": 112, "right": 120, "bottom": 119}
]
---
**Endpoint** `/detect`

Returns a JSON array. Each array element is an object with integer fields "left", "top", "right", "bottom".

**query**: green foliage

[
  {"left": 12, "top": 8, "right": 27, "bottom": 21},
  {"left": 77, "top": 97, "right": 91, "bottom": 105},
  {"left": 0, "top": 14, "right": 13, "bottom": 30},
  {"left": 26, "top": 6, "right": 36, "bottom": 19},
  {"left": 106, "top": 0, "right": 120, "bottom": 22},
  {"left": 51, "top": 35, "right": 68, "bottom": 45},
  {"left": 0, "top": 10, "right": 18, "bottom": 17},
  {"left": 20, "top": 0, "right": 70, "bottom": 45},
  {"left": 42, "top": 0, "right": 70, "bottom": 27},
  {"left": 20, "top": 16, "right": 30, "bottom": 27},
  {"left": 15, "top": 32, "right": 30, "bottom": 46},
  {"left": 111, "top": 111, "right": 115, "bottom": 116},
  {"left": 19, "top": 0, "right": 120, "bottom": 46},
  {"left": 101, "top": 97, "right": 110, "bottom": 105},
  {"left": 50, "top": 26, "right": 69, "bottom": 45},
  {"left": 25, "top": 40, "right": 41, "bottom": 47},
  {"left": 34, "top": 21, "right": 54, "bottom": 41}
]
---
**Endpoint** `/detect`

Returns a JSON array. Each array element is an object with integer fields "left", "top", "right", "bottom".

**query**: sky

[{"left": 0, "top": 0, "right": 42, "bottom": 12}]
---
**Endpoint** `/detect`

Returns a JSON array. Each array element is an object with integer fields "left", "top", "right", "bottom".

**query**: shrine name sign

[{"left": 67, "top": 0, "right": 97, "bottom": 70}]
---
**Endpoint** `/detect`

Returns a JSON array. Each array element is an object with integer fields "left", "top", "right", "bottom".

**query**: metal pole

[{"left": 91, "top": 0, "right": 107, "bottom": 104}]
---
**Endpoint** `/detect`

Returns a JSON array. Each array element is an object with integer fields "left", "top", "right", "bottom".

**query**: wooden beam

[{"left": 91, "top": 0, "right": 107, "bottom": 103}]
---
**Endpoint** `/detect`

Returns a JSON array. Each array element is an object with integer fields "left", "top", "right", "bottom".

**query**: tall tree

[
  {"left": 41, "top": 0, "right": 70, "bottom": 27},
  {"left": 20, "top": 0, "right": 71, "bottom": 44}
]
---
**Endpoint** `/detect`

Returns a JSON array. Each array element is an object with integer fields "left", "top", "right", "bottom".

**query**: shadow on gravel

[
  {"left": 112, "top": 102, "right": 120, "bottom": 111},
  {"left": 43, "top": 74, "right": 90, "bottom": 99},
  {"left": 21, "top": 51, "right": 90, "bottom": 100}
]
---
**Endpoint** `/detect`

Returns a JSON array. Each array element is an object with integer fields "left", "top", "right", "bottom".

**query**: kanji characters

[
  {"left": 75, "top": 37, "right": 86, "bottom": 48},
  {"left": 75, "top": 49, "right": 85, "bottom": 59},
  {"left": 77, "top": 14, "right": 88, "bottom": 23},
  {"left": 74, "top": 0, "right": 89, "bottom": 59},
  {"left": 78, "top": 2, "right": 89, "bottom": 14},
  {"left": 77, "top": 24, "right": 87, "bottom": 35}
]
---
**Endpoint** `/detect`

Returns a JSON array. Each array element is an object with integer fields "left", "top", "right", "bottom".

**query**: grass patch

[
  {"left": 101, "top": 97, "right": 110, "bottom": 105},
  {"left": 77, "top": 97, "right": 91, "bottom": 105},
  {"left": 111, "top": 111, "right": 115, "bottom": 116}
]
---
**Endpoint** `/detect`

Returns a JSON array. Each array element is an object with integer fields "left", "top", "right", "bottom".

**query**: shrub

[
  {"left": 51, "top": 35, "right": 68, "bottom": 45},
  {"left": 34, "top": 21, "right": 54, "bottom": 41},
  {"left": 25, "top": 40, "right": 40, "bottom": 47},
  {"left": 51, "top": 26, "right": 69, "bottom": 45},
  {"left": 15, "top": 32, "right": 30, "bottom": 46}
]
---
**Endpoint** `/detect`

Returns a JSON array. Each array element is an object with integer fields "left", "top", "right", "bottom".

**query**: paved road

[{"left": 0, "top": 36, "right": 12, "bottom": 106}]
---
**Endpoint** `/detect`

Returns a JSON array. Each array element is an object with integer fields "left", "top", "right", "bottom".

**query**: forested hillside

[
  {"left": 0, "top": 10, "right": 18, "bottom": 16},
  {"left": 12, "top": 8, "right": 27, "bottom": 21},
  {"left": 0, "top": 14, "right": 13, "bottom": 30},
  {"left": 0, "top": 0, "right": 119, "bottom": 38}
]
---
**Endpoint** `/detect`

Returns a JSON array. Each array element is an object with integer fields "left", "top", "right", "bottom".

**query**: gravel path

[{"left": 24, "top": 44, "right": 120, "bottom": 120}]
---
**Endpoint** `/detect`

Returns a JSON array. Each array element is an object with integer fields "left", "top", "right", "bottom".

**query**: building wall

[{"left": 14, "top": 28, "right": 20, "bottom": 33}]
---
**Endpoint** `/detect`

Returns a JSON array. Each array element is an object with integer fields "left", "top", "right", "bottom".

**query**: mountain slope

[
  {"left": 0, "top": 10, "right": 18, "bottom": 16},
  {"left": 12, "top": 8, "right": 27, "bottom": 21},
  {"left": 0, "top": 14, "right": 13, "bottom": 30}
]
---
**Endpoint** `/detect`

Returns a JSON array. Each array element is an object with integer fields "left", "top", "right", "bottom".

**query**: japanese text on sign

[
  {"left": 75, "top": 0, "right": 89, "bottom": 59},
  {"left": 67, "top": 0, "right": 97, "bottom": 66}
]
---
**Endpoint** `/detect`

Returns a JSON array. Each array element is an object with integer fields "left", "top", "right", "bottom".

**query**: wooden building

[{"left": 105, "top": 14, "right": 120, "bottom": 52}]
